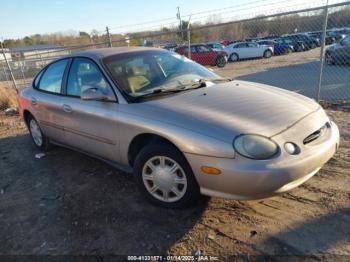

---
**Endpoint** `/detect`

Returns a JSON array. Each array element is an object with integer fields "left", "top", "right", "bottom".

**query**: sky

[{"left": 0, "top": 0, "right": 343, "bottom": 39}]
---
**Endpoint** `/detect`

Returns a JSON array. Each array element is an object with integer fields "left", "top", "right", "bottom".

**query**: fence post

[
  {"left": 0, "top": 41, "right": 18, "bottom": 93},
  {"left": 19, "top": 59, "right": 26, "bottom": 85},
  {"left": 106, "top": 26, "right": 112, "bottom": 48},
  {"left": 316, "top": 3, "right": 329, "bottom": 102},
  {"left": 187, "top": 15, "right": 192, "bottom": 59}
]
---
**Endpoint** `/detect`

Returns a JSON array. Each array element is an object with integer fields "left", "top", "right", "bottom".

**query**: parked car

[
  {"left": 276, "top": 37, "right": 306, "bottom": 52},
  {"left": 221, "top": 40, "right": 232, "bottom": 47},
  {"left": 224, "top": 42, "right": 273, "bottom": 61},
  {"left": 282, "top": 34, "right": 319, "bottom": 49},
  {"left": 257, "top": 40, "right": 293, "bottom": 55},
  {"left": 261, "top": 34, "right": 280, "bottom": 40},
  {"left": 162, "top": 43, "right": 178, "bottom": 52},
  {"left": 325, "top": 35, "right": 350, "bottom": 65},
  {"left": 19, "top": 47, "right": 339, "bottom": 208},
  {"left": 175, "top": 44, "right": 227, "bottom": 68},
  {"left": 307, "top": 31, "right": 336, "bottom": 45},
  {"left": 206, "top": 42, "right": 226, "bottom": 52},
  {"left": 327, "top": 29, "right": 348, "bottom": 42}
]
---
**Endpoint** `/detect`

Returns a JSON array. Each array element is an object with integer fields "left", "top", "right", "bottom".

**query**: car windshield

[{"left": 103, "top": 50, "right": 221, "bottom": 99}]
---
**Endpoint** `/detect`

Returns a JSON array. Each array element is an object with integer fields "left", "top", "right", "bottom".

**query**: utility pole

[
  {"left": 177, "top": 7, "right": 183, "bottom": 40},
  {"left": 106, "top": 26, "right": 112, "bottom": 48},
  {"left": 0, "top": 40, "right": 18, "bottom": 93}
]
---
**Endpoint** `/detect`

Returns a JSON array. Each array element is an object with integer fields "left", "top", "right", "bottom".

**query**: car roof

[{"left": 64, "top": 47, "right": 165, "bottom": 60}]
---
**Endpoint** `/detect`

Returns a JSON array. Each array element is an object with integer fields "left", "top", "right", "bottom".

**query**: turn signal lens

[{"left": 201, "top": 166, "right": 221, "bottom": 175}]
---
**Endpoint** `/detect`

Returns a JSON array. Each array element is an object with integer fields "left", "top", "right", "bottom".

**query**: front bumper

[{"left": 185, "top": 111, "right": 340, "bottom": 200}]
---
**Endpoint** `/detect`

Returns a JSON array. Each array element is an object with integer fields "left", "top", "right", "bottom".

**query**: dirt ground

[{"left": 0, "top": 102, "right": 349, "bottom": 261}]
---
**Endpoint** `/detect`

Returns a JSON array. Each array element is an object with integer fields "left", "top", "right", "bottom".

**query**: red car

[{"left": 175, "top": 44, "right": 227, "bottom": 68}]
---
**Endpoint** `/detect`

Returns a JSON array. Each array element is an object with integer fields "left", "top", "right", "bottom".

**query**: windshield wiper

[
  {"left": 199, "top": 77, "right": 233, "bottom": 83},
  {"left": 130, "top": 86, "right": 189, "bottom": 102},
  {"left": 130, "top": 78, "right": 232, "bottom": 102}
]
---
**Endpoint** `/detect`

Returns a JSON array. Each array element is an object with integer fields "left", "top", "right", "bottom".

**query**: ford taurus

[{"left": 18, "top": 47, "right": 339, "bottom": 208}]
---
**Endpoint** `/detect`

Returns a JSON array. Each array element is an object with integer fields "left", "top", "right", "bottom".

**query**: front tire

[
  {"left": 134, "top": 144, "right": 200, "bottom": 208},
  {"left": 27, "top": 116, "right": 51, "bottom": 151},
  {"left": 216, "top": 55, "right": 227, "bottom": 68}
]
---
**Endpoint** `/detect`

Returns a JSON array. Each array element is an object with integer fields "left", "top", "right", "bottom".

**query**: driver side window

[{"left": 67, "top": 58, "right": 112, "bottom": 97}]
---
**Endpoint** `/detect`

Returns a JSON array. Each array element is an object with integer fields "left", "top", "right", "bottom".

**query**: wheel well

[
  {"left": 23, "top": 110, "right": 34, "bottom": 127},
  {"left": 128, "top": 134, "right": 179, "bottom": 167}
]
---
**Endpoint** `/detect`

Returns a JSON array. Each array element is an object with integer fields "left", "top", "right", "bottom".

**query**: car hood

[{"left": 123, "top": 80, "right": 320, "bottom": 143}]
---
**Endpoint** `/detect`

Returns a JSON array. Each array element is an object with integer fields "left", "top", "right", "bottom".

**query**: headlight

[{"left": 233, "top": 134, "right": 279, "bottom": 160}]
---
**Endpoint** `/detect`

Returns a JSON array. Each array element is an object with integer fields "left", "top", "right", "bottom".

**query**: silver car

[
  {"left": 224, "top": 42, "right": 274, "bottom": 61},
  {"left": 18, "top": 47, "right": 339, "bottom": 208}
]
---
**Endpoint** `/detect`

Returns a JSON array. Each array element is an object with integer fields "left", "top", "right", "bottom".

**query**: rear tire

[
  {"left": 27, "top": 116, "right": 51, "bottom": 152},
  {"left": 133, "top": 143, "right": 200, "bottom": 208},
  {"left": 263, "top": 50, "right": 272, "bottom": 58},
  {"left": 229, "top": 53, "right": 239, "bottom": 62},
  {"left": 286, "top": 47, "right": 293, "bottom": 54}
]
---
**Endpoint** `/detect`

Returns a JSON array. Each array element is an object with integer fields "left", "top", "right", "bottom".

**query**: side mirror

[{"left": 81, "top": 87, "right": 113, "bottom": 101}]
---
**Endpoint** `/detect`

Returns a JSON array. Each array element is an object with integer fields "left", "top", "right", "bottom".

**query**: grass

[{"left": 0, "top": 83, "right": 18, "bottom": 110}]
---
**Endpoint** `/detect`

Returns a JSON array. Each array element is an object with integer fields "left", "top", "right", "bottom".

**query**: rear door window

[{"left": 37, "top": 59, "right": 69, "bottom": 94}]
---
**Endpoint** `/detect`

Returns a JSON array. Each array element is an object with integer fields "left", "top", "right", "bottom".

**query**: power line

[
  {"left": 107, "top": 0, "right": 286, "bottom": 31},
  {"left": 110, "top": 0, "right": 324, "bottom": 35}
]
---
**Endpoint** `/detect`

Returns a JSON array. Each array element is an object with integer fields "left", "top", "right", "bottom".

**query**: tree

[
  {"left": 23, "top": 36, "right": 33, "bottom": 45},
  {"left": 23, "top": 36, "right": 31, "bottom": 45},
  {"left": 2, "top": 39, "right": 15, "bottom": 48},
  {"left": 79, "top": 31, "right": 91, "bottom": 44},
  {"left": 79, "top": 31, "right": 90, "bottom": 38},
  {"left": 90, "top": 29, "right": 100, "bottom": 43},
  {"left": 178, "top": 20, "right": 198, "bottom": 41}
]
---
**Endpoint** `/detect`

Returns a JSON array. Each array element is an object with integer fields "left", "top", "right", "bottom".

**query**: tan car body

[{"left": 18, "top": 48, "right": 339, "bottom": 200}]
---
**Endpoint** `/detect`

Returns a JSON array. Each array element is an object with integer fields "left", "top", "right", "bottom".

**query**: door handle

[
  {"left": 62, "top": 104, "right": 72, "bottom": 113},
  {"left": 31, "top": 97, "right": 37, "bottom": 105}
]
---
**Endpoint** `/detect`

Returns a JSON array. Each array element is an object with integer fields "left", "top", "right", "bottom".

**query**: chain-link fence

[{"left": 1, "top": 1, "right": 350, "bottom": 113}]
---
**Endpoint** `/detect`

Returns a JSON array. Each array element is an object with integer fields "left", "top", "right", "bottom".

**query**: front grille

[{"left": 303, "top": 122, "right": 330, "bottom": 145}]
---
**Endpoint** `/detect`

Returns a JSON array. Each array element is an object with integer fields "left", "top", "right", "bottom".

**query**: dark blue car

[{"left": 257, "top": 40, "right": 293, "bottom": 55}]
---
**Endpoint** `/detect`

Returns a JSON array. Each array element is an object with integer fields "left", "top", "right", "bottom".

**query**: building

[
  {"left": 10, "top": 44, "right": 69, "bottom": 70},
  {"left": 1, "top": 48, "right": 12, "bottom": 62}
]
